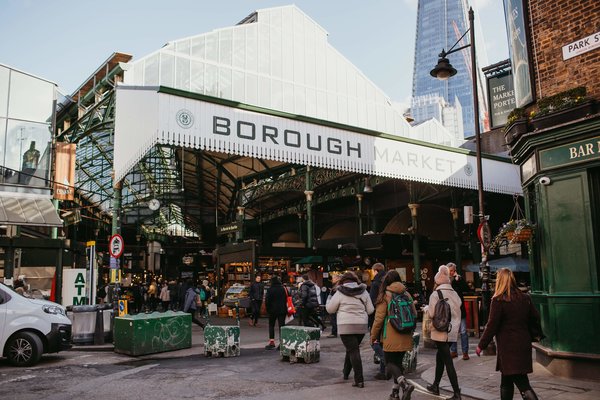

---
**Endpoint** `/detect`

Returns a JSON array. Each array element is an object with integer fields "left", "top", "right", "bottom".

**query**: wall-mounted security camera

[{"left": 539, "top": 176, "right": 552, "bottom": 186}]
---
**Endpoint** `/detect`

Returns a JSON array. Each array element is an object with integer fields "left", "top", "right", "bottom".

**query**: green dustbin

[
  {"left": 280, "top": 326, "right": 320, "bottom": 363},
  {"left": 114, "top": 311, "right": 192, "bottom": 356},
  {"left": 204, "top": 325, "right": 240, "bottom": 357},
  {"left": 402, "top": 332, "right": 420, "bottom": 373}
]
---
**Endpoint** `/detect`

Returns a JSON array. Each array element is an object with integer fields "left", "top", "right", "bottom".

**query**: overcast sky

[{"left": 1, "top": 0, "right": 508, "bottom": 105}]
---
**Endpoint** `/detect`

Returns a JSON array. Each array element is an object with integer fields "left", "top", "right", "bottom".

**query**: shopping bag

[{"left": 285, "top": 287, "right": 296, "bottom": 316}]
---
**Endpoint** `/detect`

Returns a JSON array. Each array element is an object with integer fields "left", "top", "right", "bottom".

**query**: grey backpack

[{"left": 432, "top": 289, "right": 452, "bottom": 332}]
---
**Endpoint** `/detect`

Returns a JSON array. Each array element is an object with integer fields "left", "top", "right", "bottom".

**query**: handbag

[{"left": 285, "top": 287, "right": 296, "bottom": 316}]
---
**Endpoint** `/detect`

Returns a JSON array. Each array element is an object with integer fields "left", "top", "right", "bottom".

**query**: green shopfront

[{"left": 512, "top": 116, "right": 600, "bottom": 378}]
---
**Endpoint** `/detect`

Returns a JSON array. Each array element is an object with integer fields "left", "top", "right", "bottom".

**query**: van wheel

[{"left": 6, "top": 332, "right": 43, "bottom": 367}]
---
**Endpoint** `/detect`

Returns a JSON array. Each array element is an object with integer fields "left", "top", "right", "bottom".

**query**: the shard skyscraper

[{"left": 411, "top": 0, "right": 488, "bottom": 138}]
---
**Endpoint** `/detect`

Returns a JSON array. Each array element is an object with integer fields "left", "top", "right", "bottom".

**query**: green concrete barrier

[
  {"left": 204, "top": 325, "right": 240, "bottom": 358},
  {"left": 114, "top": 311, "right": 192, "bottom": 356},
  {"left": 280, "top": 325, "right": 320, "bottom": 363},
  {"left": 402, "top": 332, "right": 420, "bottom": 373}
]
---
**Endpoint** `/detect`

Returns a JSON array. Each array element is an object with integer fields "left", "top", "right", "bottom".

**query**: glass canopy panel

[
  {"left": 8, "top": 71, "right": 53, "bottom": 123},
  {"left": 0, "top": 66, "right": 8, "bottom": 118}
]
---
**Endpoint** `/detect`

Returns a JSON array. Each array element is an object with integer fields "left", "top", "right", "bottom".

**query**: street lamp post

[{"left": 430, "top": 7, "right": 493, "bottom": 340}]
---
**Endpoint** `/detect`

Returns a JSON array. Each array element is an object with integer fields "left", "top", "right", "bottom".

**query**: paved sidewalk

[
  {"left": 418, "top": 342, "right": 600, "bottom": 400},
  {"left": 67, "top": 315, "right": 600, "bottom": 400}
]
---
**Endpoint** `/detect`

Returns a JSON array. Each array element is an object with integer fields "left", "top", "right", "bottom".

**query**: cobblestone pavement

[{"left": 0, "top": 317, "right": 598, "bottom": 400}]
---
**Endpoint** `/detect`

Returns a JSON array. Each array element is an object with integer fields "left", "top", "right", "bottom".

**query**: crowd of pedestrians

[{"left": 250, "top": 262, "right": 540, "bottom": 400}]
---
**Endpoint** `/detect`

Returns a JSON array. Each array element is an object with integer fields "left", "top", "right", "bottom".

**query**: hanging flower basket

[
  {"left": 506, "top": 227, "right": 533, "bottom": 243},
  {"left": 491, "top": 218, "right": 536, "bottom": 250}
]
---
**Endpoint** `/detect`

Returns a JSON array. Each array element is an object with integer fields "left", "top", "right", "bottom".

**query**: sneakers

[
  {"left": 327, "top": 333, "right": 337, "bottom": 338},
  {"left": 462, "top": 352, "right": 470, "bottom": 360},
  {"left": 426, "top": 383, "right": 440, "bottom": 396},
  {"left": 399, "top": 377, "right": 415, "bottom": 400},
  {"left": 373, "top": 354, "right": 381, "bottom": 364},
  {"left": 401, "top": 383, "right": 415, "bottom": 400},
  {"left": 264, "top": 343, "right": 276, "bottom": 350},
  {"left": 351, "top": 382, "right": 364, "bottom": 388},
  {"left": 450, "top": 351, "right": 458, "bottom": 358}
]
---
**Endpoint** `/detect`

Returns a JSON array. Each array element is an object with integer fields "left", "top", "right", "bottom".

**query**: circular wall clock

[{"left": 148, "top": 199, "right": 161, "bottom": 211}]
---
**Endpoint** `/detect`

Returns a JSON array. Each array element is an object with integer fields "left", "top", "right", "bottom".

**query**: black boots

[
  {"left": 446, "top": 389, "right": 462, "bottom": 400},
  {"left": 426, "top": 383, "right": 440, "bottom": 395},
  {"left": 521, "top": 389, "right": 539, "bottom": 400}
]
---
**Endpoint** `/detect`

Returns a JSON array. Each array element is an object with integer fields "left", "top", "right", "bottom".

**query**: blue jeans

[
  {"left": 372, "top": 342, "right": 386, "bottom": 374},
  {"left": 450, "top": 318, "right": 469, "bottom": 354}
]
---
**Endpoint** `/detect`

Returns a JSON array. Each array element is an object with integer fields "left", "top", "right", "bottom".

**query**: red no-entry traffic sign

[{"left": 109, "top": 234, "right": 124, "bottom": 258}]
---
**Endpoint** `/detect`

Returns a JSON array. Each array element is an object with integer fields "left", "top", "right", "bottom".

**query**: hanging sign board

[
  {"left": 477, "top": 221, "right": 492, "bottom": 250},
  {"left": 217, "top": 222, "right": 242, "bottom": 235},
  {"left": 109, "top": 234, "right": 124, "bottom": 258}
]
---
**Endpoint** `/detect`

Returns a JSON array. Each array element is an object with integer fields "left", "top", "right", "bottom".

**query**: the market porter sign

[
  {"left": 487, "top": 72, "right": 516, "bottom": 128},
  {"left": 539, "top": 135, "right": 600, "bottom": 170}
]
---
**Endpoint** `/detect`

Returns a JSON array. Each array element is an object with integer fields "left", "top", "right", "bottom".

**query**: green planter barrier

[
  {"left": 280, "top": 325, "right": 320, "bottom": 363},
  {"left": 204, "top": 325, "right": 240, "bottom": 357},
  {"left": 114, "top": 311, "right": 192, "bottom": 356},
  {"left": 402, "top": 332, "right": 420, "bottom": 373}
]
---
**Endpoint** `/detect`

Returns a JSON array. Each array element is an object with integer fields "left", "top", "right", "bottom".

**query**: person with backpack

[
  {"left": 476, "top": 268, "right": 542, "bottom": 400},
  {"left": 326, "top": 271, "right": 374, "bottom": 389},
  {"left": 426, "top": 265, "right": 463, "bottom": 400},
  {"left": 183, "top": 279, "right": 205, "bottom": 328},
  {"left": 370, "top": 270, "right": 416, "bottom": 400},
  {"left": 299, "top": 275, "right": 325, "bottom": 330}
]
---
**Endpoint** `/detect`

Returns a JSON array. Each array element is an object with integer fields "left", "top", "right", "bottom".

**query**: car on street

[{"left": 0, "top": 282, "right": 72, "bottom": 367}]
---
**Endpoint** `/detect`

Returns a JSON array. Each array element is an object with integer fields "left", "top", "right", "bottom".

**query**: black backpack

[
  {"left": 383, "top": 292, "right": 415, "bottom": 338},
  {"left": 432, "top": 289, "right": 452, "bottom": 332}
]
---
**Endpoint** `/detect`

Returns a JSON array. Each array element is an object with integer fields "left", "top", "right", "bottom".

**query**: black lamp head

[{"left": 430, "top": 56, "right": 457, "bottom": 80}]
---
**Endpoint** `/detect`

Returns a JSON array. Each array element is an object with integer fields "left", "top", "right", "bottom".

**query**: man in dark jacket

[
  {"left": 368, "top": 262, "right": 387, "bottom": 379},
  {"left": 249, "top": 275, "right": 264, "bottom": 326},
  {"left": 299, "top": 274, "right": 325, "bottom": 329},
  {"left": 265, "top": 276, "right": 288, "bottom": 350},
  {"left": 448, "top": 262, "right": 471, "bottom": 360}
]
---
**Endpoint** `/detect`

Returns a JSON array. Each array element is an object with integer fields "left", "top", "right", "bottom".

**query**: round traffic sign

[{"left": 109, "top": 234, "right": 124, "bottom": 258}]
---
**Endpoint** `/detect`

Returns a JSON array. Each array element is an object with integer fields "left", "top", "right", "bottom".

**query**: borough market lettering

[
  {"left": 213, "top": 116, "right": 362, "bottom": 158},
  {"left": 374, "top": 147, "right": 456, "bottom": 173}
]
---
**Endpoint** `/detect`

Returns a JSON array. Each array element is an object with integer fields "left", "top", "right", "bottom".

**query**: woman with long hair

[
  {"left": 370, "top": 270, "right": 416, "bottom": 400},
  {"left": 476, "top": 268, "right": 541, "bottom": 400},
  {"left": 326, "top": 271, "right": 374, "bottom": 388}
]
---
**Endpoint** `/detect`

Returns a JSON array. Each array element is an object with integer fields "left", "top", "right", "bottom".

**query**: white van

[{"left": 0, "top": 282, "right": 72, "bottom": 366}]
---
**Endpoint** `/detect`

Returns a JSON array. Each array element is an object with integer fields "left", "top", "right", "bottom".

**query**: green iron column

[
  {"left": 408, "top": 203, "right": 422, "bottom": 292},
  {"left": 111, "top": 181, "right": 122, "bottom": 312},
  {"left": 451, "top": 207, "right": 463, "bottom": 274},
  {"left": 305, "top": 166, "right": 314, "bottom": 249}
]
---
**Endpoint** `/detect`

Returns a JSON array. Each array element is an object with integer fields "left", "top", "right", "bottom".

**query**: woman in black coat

[
  {"left": 264, "top": 276, "right": 288, "bottom": 350},
  {"left": 476, "top": 268, "right": 541, "bottom": 400}
]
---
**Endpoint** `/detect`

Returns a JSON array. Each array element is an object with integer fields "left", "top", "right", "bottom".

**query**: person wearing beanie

[{"left": 426, "top": 265, "right": 463, "bottom": 400}]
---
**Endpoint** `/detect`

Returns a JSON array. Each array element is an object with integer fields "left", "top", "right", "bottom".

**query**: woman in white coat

[
  {"left": 426, "top": 265, "right": 463, "bottom": 400},
  {"left": 326, "top": 271, "right": 374, "bottom": 388}
]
